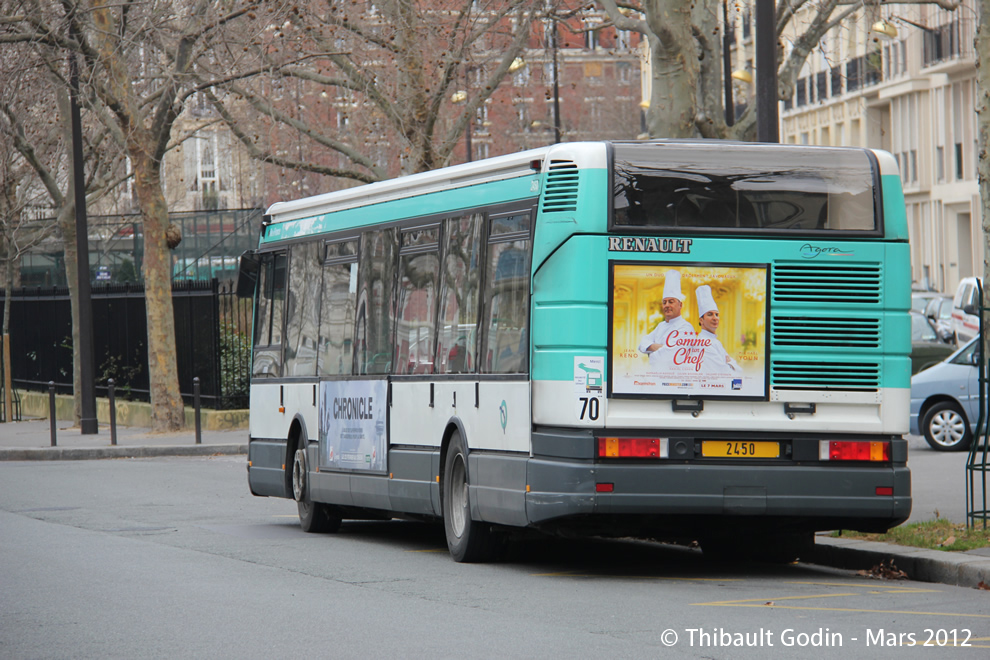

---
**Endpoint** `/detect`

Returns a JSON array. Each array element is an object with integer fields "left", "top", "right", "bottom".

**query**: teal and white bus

[{"left": 239, "top": 140, "right": 911, "bottom": 562}]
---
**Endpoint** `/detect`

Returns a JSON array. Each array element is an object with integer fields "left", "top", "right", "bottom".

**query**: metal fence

[
  {"left": 18, "top": 209, "right": 262, "bottom": 288},
  {"left": 0, "top": 279, "right": 252, "bottom": 410}
]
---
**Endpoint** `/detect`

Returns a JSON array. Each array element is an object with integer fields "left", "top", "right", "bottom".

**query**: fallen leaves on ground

[{"left": 857, "top": 558, "right": 908, "bottom": 580}]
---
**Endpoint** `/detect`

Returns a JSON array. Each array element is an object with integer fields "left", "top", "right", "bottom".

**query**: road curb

[
  {"left": 809, "top": 536, "right": 990, "bottom": 589},
  {"left": 0, "top": 444, "right": 247, "bottom": 461}
]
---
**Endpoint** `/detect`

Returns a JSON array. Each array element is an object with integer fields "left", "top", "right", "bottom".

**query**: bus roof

[{"left": 265, "top": 146, "right": 552, "bottom": 224}]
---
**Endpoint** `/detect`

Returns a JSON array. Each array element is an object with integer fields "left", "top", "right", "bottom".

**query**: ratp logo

[{"left": 499, "top": 400, "right": 508, "bottom": 433}]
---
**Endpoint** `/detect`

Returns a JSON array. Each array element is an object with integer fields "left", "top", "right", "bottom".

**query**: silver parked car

[{"left": 910, "top": 338, "right": 981, "bottom": 451}]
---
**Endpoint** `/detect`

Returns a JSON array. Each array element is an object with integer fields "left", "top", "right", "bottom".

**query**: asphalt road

[
  {"left": 1, "top": 454, "right": 988, "bottom": 659},
  {"left": 904, "top": 433, "right": 972, "bottom": 524}
]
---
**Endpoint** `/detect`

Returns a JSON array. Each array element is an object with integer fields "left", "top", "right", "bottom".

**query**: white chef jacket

[
  {"left": 697, "top": 329, "right": 741, "bottom": 374},
  {"left": 637, "top": 316, "right": 696, "bottom": 371}
]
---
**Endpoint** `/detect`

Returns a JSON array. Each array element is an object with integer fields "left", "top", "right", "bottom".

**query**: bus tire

[
  {"left": 442, "top": 430, "right": 494, "bottom": 562},
  {"left": 293, "top": 447, "right": 341, "bottom": 534}
]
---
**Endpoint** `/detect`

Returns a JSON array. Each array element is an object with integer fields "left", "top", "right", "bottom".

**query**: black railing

[
  {"left": 0, "top": 278, "right": 252, "bottom": 410},
  {"left": 967, "top": 279, "right": 989, "bottom": 529}
]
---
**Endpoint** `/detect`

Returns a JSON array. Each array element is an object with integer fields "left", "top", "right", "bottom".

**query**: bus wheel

[
  {"left": 442, "top": 430, "right": 494, "bottom": 562},
  {"left": 293, "top": 446, "right": 341, "bottom": 534}
]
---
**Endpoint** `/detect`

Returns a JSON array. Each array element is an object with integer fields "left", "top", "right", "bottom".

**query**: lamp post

[
  {"left": 550, "top": 17, "right": 561, "bottom": 144},
  {"left": 755, "top": 0, "right": 779, "bottom": 143},
  {"left": 723, "top": 0, "right": 735, "bottom": 127},
  {"left": 451, "top": 88, "right": 472, "bottom": 162},
  {"left": 69, "top": 51, "right": 98, "bottom": 435}
]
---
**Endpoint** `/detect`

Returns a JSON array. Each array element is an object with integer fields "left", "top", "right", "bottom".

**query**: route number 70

[{"left": 578, "top": 397, "right": 600, "bottom": 421}]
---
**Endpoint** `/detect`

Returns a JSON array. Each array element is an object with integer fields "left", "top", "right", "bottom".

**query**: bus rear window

[{"left": 611, "top": 142, "right": 877, "bottom": 233}]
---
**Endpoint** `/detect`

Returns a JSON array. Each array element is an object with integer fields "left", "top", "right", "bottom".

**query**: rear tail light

[
  {"left": 598, "top": 437, "right": 668, "bottom": 458},
  {"left": 819, "top": 440, "right": 890, "bottom": 462}
]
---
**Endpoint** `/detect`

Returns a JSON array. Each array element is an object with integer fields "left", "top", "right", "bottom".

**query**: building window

[
  {"left": 513, "top": 64, "right": 530, "bottom": 87},
  {"left": 584, "top": 20, "right": 599, "bottom": 50},
  {"left": 936, "top": 145, "right": 945, "bottom": 182},
  {"left": 924, "top": 18, "right": 962, "bottom": 67},
  {"left": 618, "top": 62, "right": 632, "bottom": 85},
  {"left": 616, "top": 28, "right": 631, "bottom": 50},
  {"left": 796, "top": 78, "right": 807, "bottom": 106},
  {"left": 846, "top": 59, "right": 861, "bottom": 93}
]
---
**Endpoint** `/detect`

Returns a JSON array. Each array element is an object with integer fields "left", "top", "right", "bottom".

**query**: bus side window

[
  {"left": 318, "top": 241, "right": 358, "bottom": 376},
  {"left": 436, "top": 213, "right": 484, "bottom": 374},
  {"left": 355, "top": 228, "right": 398, "bottom": 375},
  {"left": 283, "top": 242, "right": 321, "bottom": 377},
  {"left": 395, "top": 227, "right": 440, "bottom": 375},
  {"left": 252, "top": 252, "right": 286, "bottom": 378},
  {"left": 483, "top": 212, "right": 531, "bottom": 374}
]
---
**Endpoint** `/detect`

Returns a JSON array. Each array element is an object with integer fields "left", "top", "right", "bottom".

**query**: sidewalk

[
  {"left": 2, "top": 416, "right": 988, "bottom": 590},
  {"left": 0, "top": 416, "right": 246, "bottom": 461}
]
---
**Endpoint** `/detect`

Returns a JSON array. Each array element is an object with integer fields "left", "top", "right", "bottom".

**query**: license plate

[{"left": 701, "top": 441, "right": 780, "bottom": 458}]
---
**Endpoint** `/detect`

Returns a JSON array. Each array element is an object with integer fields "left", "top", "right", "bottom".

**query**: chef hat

[
  {"left": 662, "top": 270, "right": 685, "bottom": 302},
  {"left": 696, "top": 285, "right": 718, "bottom": 318}
]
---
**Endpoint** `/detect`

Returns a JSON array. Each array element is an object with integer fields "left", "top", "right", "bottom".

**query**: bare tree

[
  {"left": 204, "top": 0, "right": 544, "bottom": 191},
  {"left": 0, "top": 35, "right": 130, "bottom": 424},
  {"left": 0, "top": 119, "right": 58, "bottom": 418},
  {"left": 598, "top": 0, "right": 961, "bottom": 140},
  {"left": 1, "top": 0, "right": 284, "bottom": 431}
]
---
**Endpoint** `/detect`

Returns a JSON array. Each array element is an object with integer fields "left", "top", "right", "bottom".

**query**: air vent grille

[
  {"left": 541, "top": 160, "right": 579, "bottom": 213},
  {"left": 773, "top": 264, "right": 882, "bottom": 304},
  {"left": 772, "top": 317, "right": 881, "bottom": 348},
  {"left": 771, "top": 361, "right": 880, "bottom": 390}
]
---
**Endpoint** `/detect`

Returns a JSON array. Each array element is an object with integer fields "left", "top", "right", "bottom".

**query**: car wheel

[{"left": 922, "top": 402, "right": 973, "bottom": 452}]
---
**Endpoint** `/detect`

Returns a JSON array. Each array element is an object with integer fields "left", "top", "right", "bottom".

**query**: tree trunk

[
  {"left": 644, "top": 2, "right": 700, "bottom": 138},
  {"left": 132, "top": 152, "right": 184, "bottom": 431}
]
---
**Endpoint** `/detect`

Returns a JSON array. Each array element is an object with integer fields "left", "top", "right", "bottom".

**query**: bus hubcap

[
  {"left": 292, "top": 449, "right": 306, "bottom": 501},
  {"left": 450, "top": 455, "right": 468, "bottom": 537}
]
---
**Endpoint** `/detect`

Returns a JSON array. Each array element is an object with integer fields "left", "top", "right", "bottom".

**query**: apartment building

[
  {"left": 149, "top": 4, "right": 642, "bottom": 214},
  {"left": 775, "top": 1, "right": 980, "bottom": 294}
]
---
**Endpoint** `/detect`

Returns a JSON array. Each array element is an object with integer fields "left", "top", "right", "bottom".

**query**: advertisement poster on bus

[
  {"left": 319, "top": 379, "right": 388, "bottom": 473},
  {"left": 609, "top": 262, "right": 769, "bottom": 400}
]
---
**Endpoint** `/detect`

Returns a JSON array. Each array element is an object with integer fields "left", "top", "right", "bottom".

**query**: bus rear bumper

[{"left": 524, "top": 456, "right": 911, "bottom": 535}]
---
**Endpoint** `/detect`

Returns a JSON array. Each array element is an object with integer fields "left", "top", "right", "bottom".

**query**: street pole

[
  {"left": 69, "top": 53, "right": 98, "bottom": 435},
  {"left": 551, "top": 19, "right": 561, "bottom": 144},
  {"left": 723, "top": 0, "right": 735, "bottom": 127},
  {"left": 755, "top": 0, "right": 779, "bottom": 143}
]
